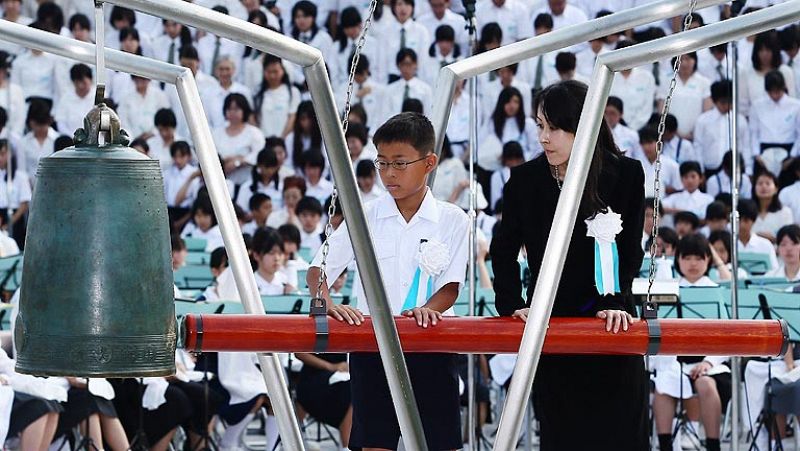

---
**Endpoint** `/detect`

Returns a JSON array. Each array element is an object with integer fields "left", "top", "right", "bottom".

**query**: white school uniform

[
  {"left": 116, "top": 85, "right": 171, "bottom": 140},
  {"left": 475, "top": 0, "right": 532, "bottom": 45},
  {"left": 0, "top": 169, "right": 32, "bottom": 211},
  {"left": 634, "top": 153, "right": 681, "bottom": 199},
  {"left": 481, "top": 78, "right": 533, "bottom": 120},
  {"left": 431, "top": 157, "right": 468, "bottom": 207},
  {"left": 181, "top": 223, "right": 225, "bottom": 253},
  {"left": 10, "top": 50, "right": 57, "bottom": 101},
  {"left": 196, "top": 34, "right": 245, "bottom": 76},
  {"left": 610, "top": 123, "right": 641, "bottom": 156},
  {"left": 609, "top": 68, "right": 656, "bottom": 132},
  {"left": 257, "top": 84, "right": 301, "bottom": 139},
  {"left": 693, "top": 107, "right": 751, "bottom": 173},
  {"left": 753, "top": 208, "right": 795, "bottom": 239},
  {"left": 311, "top": 189, "right": 469, "bottom": 314},
  {"left": 490, "top": 166, "right": 511, "bottom": 212},
  {"left": 516, "top": 53, "right": 559, "bottom": 92},
  {"left": 211, "top": 124, "right": 265, "bottom": 185},
  {"left": 765, "top": 264, "right": 800, "bottom": 282},
  {"left": 377, "top": 20, "right": 430, "bottom": 83},
  {"left": 738, "top": 234, "right": 779, "bottom": 270},
  {"left": 236, "top": 179, "right": 284, "bottom": 212},
  {"left": 255, "top": 271, "right": 289, "bottom": 295},
  {"left": 360, "top": 184, "right": 384, "bottom": 203},
  {"left": 150, "top": 34, "right": 183, "bottom": 65},
  {"left": 381, "top": 77, "right": 433, "bottom": 120},
  {"left": 163, "top": 164, "right": 198, "bottom": 208},
  {"left": 697, "top": 49, "right": 730, "bottom": 84},
  {"left": 420, "top": 45, "right": 461, "bottom": 88},
  {"left": 335, "top": 78, "right": 385, "bottom": 132},
  {"left": 416, "top": 9, "right": 469, "bottom": 50},
  {"left": 146, "top": 134, "right": 185, "bottom": 171},
  {"left": 662, "top": 135, "right": 702, "bottom": 167},
  {"left": 749, "top": 95, "right": 800, "bottom": 157},
  {"left": 656, "top": 72, "right": 711, "bottom": 137},
  {"left": 17, "top": 128, "right": 59, "bottom": 187},
  {"left": 306, "top": 178, "right": 334, "bottom": 205},
  {"left": 738, "top": 64, "right": 796, "bottom": 117},
  {"left": 53, "top": 89, "right": 95, "bottom": 136},
  {"left": 705, "top": 171, "right": 752, "bottom": 200},
  {"left": 662, "top": 189, "right": 714, "bottom": 219},
  {"left": 477, "top": 117, "right": 538, "bottom": 170},
  {"left": 575, "top": 45, "right": 610, "bottom": 79},
  {"left": 778, "top": 181, "right": 800, "bottom": 224},
  {"left": 0, "top": 83, "right": 27, "bottom": 136},
  {"left": 300, "top": 223, "right": 324, "bottom": 256},
  {"left": 328, "top": 35, "right": 380, "bottom": 88}
]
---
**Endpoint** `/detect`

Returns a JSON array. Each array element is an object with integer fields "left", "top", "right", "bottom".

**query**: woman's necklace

[{"left": 552, "top": 165, "right": 563, "bottom": 191}]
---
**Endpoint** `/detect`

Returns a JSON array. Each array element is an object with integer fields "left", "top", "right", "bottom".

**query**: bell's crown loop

[{"left": 73, "top": 102, "right": 130, "bottom": 148}]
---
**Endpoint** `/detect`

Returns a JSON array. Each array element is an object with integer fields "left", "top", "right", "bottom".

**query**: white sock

[
  {"left": 265, "top": 414, "right": 280, "bottom": 451},
  {"left": 220, "top": 412, "right": 255, "bottom": 449}
]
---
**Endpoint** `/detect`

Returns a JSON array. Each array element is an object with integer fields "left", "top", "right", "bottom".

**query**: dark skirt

[
  {"left": 57, "top": 387, "right": 118, "bottom": 436},
  {"left": 348, "top": 352, "right": 462, "bottom": 451},
  {"left": 533, "top": 354, "right": 650, "bottom": 451},
  {"left": 296, "top": 353, "right": 350, "bottom": 427},
  {"left": 170, "top": 380, "right": 223, "bottom": 434},
  {"left": 8, "top": 392, "right": 62, "bottom": 437},
  {"left": 110, "top": 378, "right": 192, "bottom": 445}
]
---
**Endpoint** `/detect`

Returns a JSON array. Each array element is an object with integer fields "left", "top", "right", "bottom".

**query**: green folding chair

[
  {"left": 659, "top": 287, "right": 728, "bottom": 319},
  {"left": 738, "top": 252, "right": 774, "bottom": 276},
  {"left": 183, "top": 237, "right": 208, "bottom": 252}
]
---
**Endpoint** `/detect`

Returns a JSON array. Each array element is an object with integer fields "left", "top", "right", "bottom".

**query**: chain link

[
  {"left": 647, "top": 0, "right": 698, "bottom": 303},
  {"left": 316, "top": 0, "right": 379, "bottom": 300}
]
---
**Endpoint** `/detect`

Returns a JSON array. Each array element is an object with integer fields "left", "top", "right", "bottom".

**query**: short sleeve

[
  {"left": 310, "top": 220, "right": 354, "bottom": 290},
  {"left": 288, "top": 87, "right": 301, "bottom": 114},
  {"left": 14, "top": 171, "right": 32, "bottom": 205},
  {"left": 432, "top": 209, "right": 470, "bottom": 293}
]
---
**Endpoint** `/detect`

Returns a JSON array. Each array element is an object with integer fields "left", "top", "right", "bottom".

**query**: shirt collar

[{"left": 375, "top": 188, "right": 440, "bottom": 223}]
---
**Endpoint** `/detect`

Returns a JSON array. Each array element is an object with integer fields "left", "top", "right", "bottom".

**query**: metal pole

[
  {"left": 729, "top": 37, "right": 742, "bottom": 451},
  {"left": 304, "top": 61, "right": 428, "bottom": 451},
  {"left": 174, "top": 72, "right": 306, "bottom": 450},
  {"left": 100, "top": 0, "right": 428, "bottom": 445},
  {"left": 427, "top": 0, "right": 729, "bottom": 187},
  {"left": 492, "top": 63, "right": 616, "bottom": 450},
  {"left": 466, "top": 11, "right": 478, "bottom": 448}
]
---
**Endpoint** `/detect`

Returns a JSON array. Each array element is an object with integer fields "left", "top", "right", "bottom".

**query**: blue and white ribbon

[
  {"left": 585, "top": 208, "right": 624, "bottom": 296},
  {"left": 401, "top": 267, "right": 435, "bottom": 311}
]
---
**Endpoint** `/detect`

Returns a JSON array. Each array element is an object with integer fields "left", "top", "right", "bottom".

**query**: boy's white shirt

[{"left": 312, "top": 189, "right": 469, "bottom": 315}]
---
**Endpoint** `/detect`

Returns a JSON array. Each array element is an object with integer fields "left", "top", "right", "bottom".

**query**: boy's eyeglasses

[{"left": 373, "top": 156, "right": 427, "bottom": 171}]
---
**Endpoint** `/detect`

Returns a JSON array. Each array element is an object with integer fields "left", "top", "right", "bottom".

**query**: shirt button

[{"left": 403, "top": 282, "right": 409, "bottom": 287}]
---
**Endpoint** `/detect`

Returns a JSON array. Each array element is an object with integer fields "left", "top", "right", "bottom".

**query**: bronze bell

[{"left": 15, "top": 103, "right": 176, "bottom": 377}]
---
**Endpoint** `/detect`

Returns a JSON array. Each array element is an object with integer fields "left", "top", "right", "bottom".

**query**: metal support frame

[
  {"left": 427, "top": 0, "right": 728, "bottom": 187},
  {"left": 0, "top": 19, "right": 306, "bottom": 450},
  {"left": 492, "top": 2, "right": 800, "bottom": 448}
]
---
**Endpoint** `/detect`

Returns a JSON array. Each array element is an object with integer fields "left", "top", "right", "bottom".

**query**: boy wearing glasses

[{"left": 307, "top": 113, "right": 469, "bottom": 451}]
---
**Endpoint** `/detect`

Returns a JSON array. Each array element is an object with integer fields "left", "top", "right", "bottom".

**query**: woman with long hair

[
  {"left": 478, "top": 86, "right": 537, "bottom": 171},
  {"left": 490, "top": 80, "right": 648, "bottom": 450},
  {"left": 285, "top": 100, "right": 324, "bottom": 174},
  {"left": 740, "top": 30, "right": 797, "bottom": 116},
  {"left": 255, "top": 54, "right": 300, "bottom": 139},
  {"left": 210, "top": 93, "right": 265, "bottom": 186},
  {"left": 752, "top": 171, "right": 795, "bottom": 243}
]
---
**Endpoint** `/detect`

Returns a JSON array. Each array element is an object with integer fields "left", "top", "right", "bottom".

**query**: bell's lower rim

[{"left": 13, "top": 364, "right": 177, "bottom": 378}]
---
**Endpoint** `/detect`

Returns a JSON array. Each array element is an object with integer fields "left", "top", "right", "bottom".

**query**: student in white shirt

[
  {"left": 653, "top": 233, "right": 730, "bottom": 451},
  {"left": 475, "top": 0, "right": 533, "bottom": 45},
  {"left": 254, "top": 54, "right": 301, "bottom": 139},
  {"left": 609, "top": 42, "right": 656, "bottom": 132},
  {"left": 288, "top": 1, "right": 334, "bottom": 86},
  {"left": 301, "top": 150, "right": 333, "bottom": 204},
  {"left": 749, "top": 70, "right": 800, "bottom": 158},
  {"left": 253, "top": 227, "right": 295, "bottom": 295},
  {"left": 489, "top": 141, "right": 525, "bottom": 212},
  {"left": 209, "top": 56, "right": 252, "bottom": 118},
  {"left": 266, "top": 175, "right": 305, "bottom": 229},
  {"left": 516, "top": 14, "right": 559, "bottom": 92},
  {"left": 150, "top": 19, "right": 190, "bottom": 65},
  {"left": 693, "top": 80, "right": 752, "bottom": 174},
  {"left": 355, "top": 159, "right": 384, "bottom": 203},
  {"left": 752, "top": 171, "right": 795, "bottom": 243},
  {"left": 163, "top": 141, "right": 197, "bottom": 228},
  {"left": 662, "top": 161, "right": 714, "bottom": 220},
  {"left": 656, "top": 52, "right": 712, "bottom": 139},
  {"left": 378, "top": 0, "right": 432, "bottom": 84},
  {"left": 482, "top": 63, "right": 532, "bottom": 121},
  {"left": 345, "top": 123, "right": 377, "bottom": 168},
  {"left": 420, "top": 24, "right": 462, "bottom": 87},
  {"left": 0, "top": 52, "right": 26, "bottom": 136},
  {"left": 296, "top": 196, "right": 324, "bottom": 255},
  {"left": 285, "top": 100, "right": 326, "bottom": 175},
  {"left": 554, "top": 51, "right": 590, "bottom": 85},
  {"left": 276, "top": 222, "right": 310, "bottom": 289},
  {"left": 107, "top": 27, "right": 144, "bottom": 102},
  {"left": 697, "top": 43, "right": 730, "bottom": 84},
  {"left": 416, "top": 0, "right": 468, "bottom": 51},
  {"left": 604, "top": 96, "right": 641, "bottom": 156},
  {"left": 0, "top": 0, "right": 33, "bottom": 56},
  {"left": 10, "top": 40, "right": 57, "bottom": 103},
  {"left": 196, "top": 25, "right": 244, "bottom": 77},
  {"left": 737, "top": 199, "right": 780, "bottom": 270},
  {"left": 739, "top": 31, "right": 797, "bottom": 117},
  {"left": 382, "top": 49, "right": 433, "bottom": 121},
  {"left": 335, "top": 55, "right": 385, "bottom": 132},
  {"left": 0, "top": 138, "right": 29, "bottom": 249},
  {"left": 766, "top": 225, "right": 800, "bottom": 282},
  {"left": 478, "top": 87, "right": 537, "bottom": 170},
  {"left": 116, "top": 75, "right": 170, "bottom": 140},
  {"left": 17, "top": 101, "right": 58, "bottom": 187},
  {"left": 146, "top": 108, "right": 183, "bottom": 171},
  {"left": 705, "top": 150, "right": 752, "bottom": 200},
  {"left": 237, "top": 146, "right": 284, "bottom": 213},
  {"left": 53, "top": 63, "right": 95, "bottom": 137},
  {"left": 575, "top": 36, "right": 610, "bottom": 79},
  {"left": 534, "top": 0, "right": 589, "bottom": 32},
  {"left": 661, "top": 114, "right": 702, "bottom": 166},
  {"left": 241, "top": 193, "right": 272, "bottom": 236},
  {"left": 180, "top": 196, "right": 224, "bottom": 252},
  {"left": 178, "top": 45, "right": 226, "bottom": 130},
  {"left": 778, "top": 162, "right": 800, "bottom": 224},
  {"left": 431, "top": 136, "right": 469, "bottom": 207},
  {"left": 329, "top": 7, "right": 380, "bottom": 88},
  {"left": 307, "top": 113, "right": 469, "bottom": 451},
  {"left": 635, "top": 127, "right": 681, "bottom": 199},
  {"left": 211, "top": 93, "right": 266, "bottom": 186}
]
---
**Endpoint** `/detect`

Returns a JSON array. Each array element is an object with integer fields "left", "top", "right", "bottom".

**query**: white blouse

[{"left": 257, "top": 84, "right": 301, "bottom": 138}]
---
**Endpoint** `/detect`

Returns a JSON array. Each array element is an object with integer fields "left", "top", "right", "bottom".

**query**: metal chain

[
  {"left": 315, "top": 0, "right": 379, "bottom": 300},
  {"left": 647, "top": 0, "right": 698, "bottom": 303}
]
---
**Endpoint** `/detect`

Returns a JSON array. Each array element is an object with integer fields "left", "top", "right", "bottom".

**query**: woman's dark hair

[
  {"left": 752, "top": 170, "right": 783, "bottom": 213},
  {"left": 277, "top": 223, "right": 302, "bottom": 247},
  {"left": 291, "top": 100, "right": 322, "bottom": 169},
  {"left": 337, "top": 7, "right": 361, "bottom": 53},
  {"left": 223, "top": 93, "right": 253, "bottom": 123},
  {"left": 0, "top": 51, "right": 11, "bottom": 71},
  {"left": 345, "top": 122, "right": 368, "bottom": 146},
  {"left": 440, "top": 135, "right": 454, "bottom": 160},
  {"left": 119, "top": 27, "right": 143, "bottom": 55},
  {"left": 302, "top": 149, "right": 326, "bottom": 171},
  {"left": 191, "top": 195, "right": 218, "bottom": 227},
  {"left": 36, "top": 2, "right": 64, "bottom": 33},
  {"left": 154, "top": 108, "right": 177, "bottom": 128},
  {"left": 708, "top": 230, "right": 733, "bottom": 264},
  {"left": 283, "top": 175, "right": 307, "bottom": 196},
  {"left": 721, "top": 150, "right": 744, "bottom": 176},
  {"left": 765, "top": 70, "right": 787, "bottom": 92},
  {"left": 291, "top": 1, "right": 319, "bottom": 41},
  {"left": 0, "top": 139, "right": 17, "bottom": 181},
  {"left": 68, "top": 13, "right": 90, "bottom": 31},
  {"left": 752, "top": 31, "right": 783, "bottom": 72},
  {"left": 348, "top": 103, "right": 368, "bottom": 125},
  {"left": 130, "top": 137, "right": 149, "bottom": 153},
  {"left": 675, "top": 233, "right": 712, "bottom": 276},
  {"left": 110, "top": 6, "right": 136, "bottom": 27},
  {"left": 244, "top": 10, "right": 269, "bottom": 58},
  {"left": 478, "top": 22, "right": 502, "bottom": 53},
  {"left": 251, "top": 147, "right": 280, "bottom": 194},
  {"left": 252, "top": 227, "right": 284, "bottom": 256},
  {"left": 776, "top": 224, "right": 800, "bottom": 245},
  {"left": 671, "top": 51, "right": 698, "bottom": 74},
  {"left": 534, "top": 80, "right": 623, "bottom": 216},
  {"left": 254, "top": 54, "right": 292, "bottom": 114},
  {"left": 492, "top": 87, "right": 525, "bottom": 140},
  {"left": 657, "top": 226, "right": 679, "bottom": 250}
]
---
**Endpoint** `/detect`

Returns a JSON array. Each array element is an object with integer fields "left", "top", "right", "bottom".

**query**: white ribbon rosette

[
  {"left": 585, "top": 208, "right": 624, "bottom": 296},
  {"left": 418, "top": 239, "right": 450, "bottom": 277}
]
